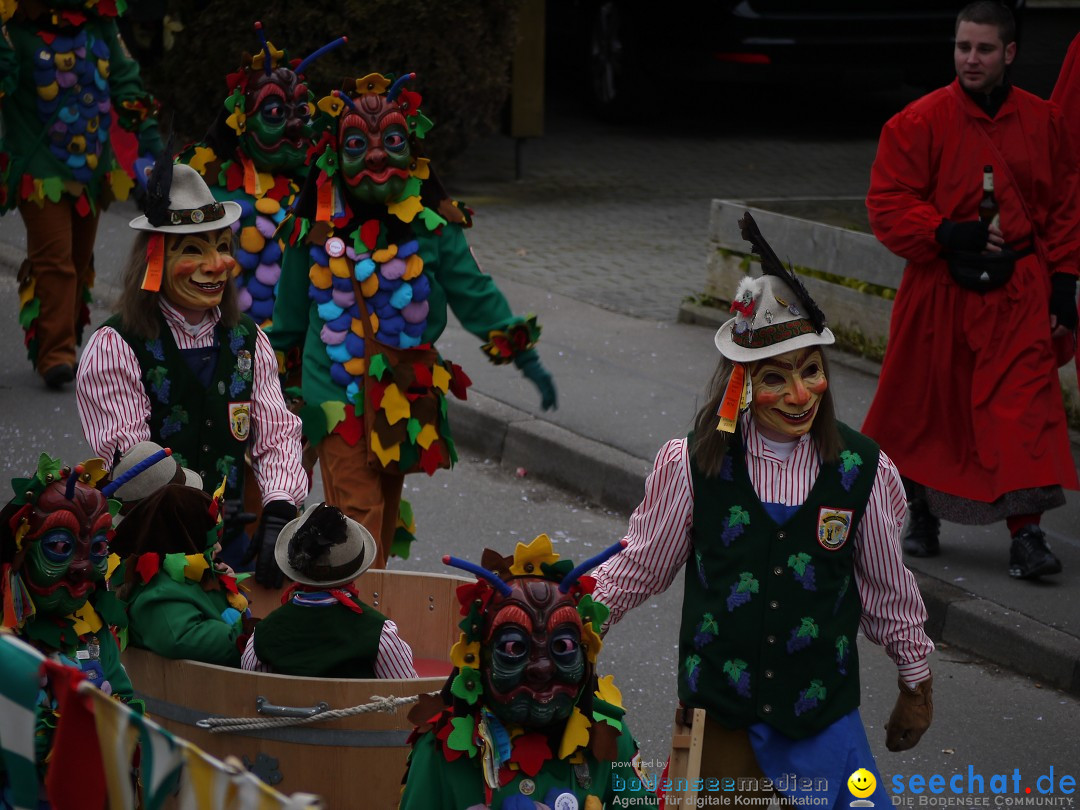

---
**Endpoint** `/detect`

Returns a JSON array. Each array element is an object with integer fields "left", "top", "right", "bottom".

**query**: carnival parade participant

[
  {"left": 240, "top": 503, "right": 416, "bottom": 678},
  {"left": 271, "top": 71, "right": 556, "bottom": 568},
  {"left": 178, "top": 22, "right": 345, "bottom": 328},
  {"left": 862, "top": 1, "right": 1080, "bottom": 578},
  {"left": 74, "top": 159, "right": 307, "bottom": 583},
  {"left": 0, "top": 454, "right": 140, "bottom": 803},
  {"left": 177, "top": 23, "right": 347, "bottom": 572},
  {"left": 107, "top": 476, "right": 252, "bottom": 668},
  {"left": 399, "top": 534, "right": 656, "bottom": 809},
  {"left": 0, "top": 0, "right": 163, "bottom": 389},
  {"left": 592, "top": 214, "right": 935, "bottom": 808},
  {"left": 1051, "top": 32, "right": 1080, "bottom": 390}
]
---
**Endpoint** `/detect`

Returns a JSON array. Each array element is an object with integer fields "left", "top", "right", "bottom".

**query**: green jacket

[
  {"left": 0, "top": 6, "right": 159, "bottom": 211},
  {"left": 123, "top": 574, "right": 243, "bottom": 668}
]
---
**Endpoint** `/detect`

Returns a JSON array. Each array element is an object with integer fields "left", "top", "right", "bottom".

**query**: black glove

[
  {"left": 251, "top": 500, "right": 298, "bottom": 588},
  {"left": 935, "top": 219, "right": 990, "bottom": 252},
  {"left": 1049, "top": 273, "right": 1078, "bottom": 331},
  {"left": 514, "top": 349, "right": 557, "bottom": 411}
]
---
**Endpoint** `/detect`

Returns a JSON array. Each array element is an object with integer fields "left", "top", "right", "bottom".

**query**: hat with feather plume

[
  {"left": 714, "top": 212, "right": 835, "bottom": 362},
  {"left": 274, "top": 503, "right": 376, "bottom": 588}
]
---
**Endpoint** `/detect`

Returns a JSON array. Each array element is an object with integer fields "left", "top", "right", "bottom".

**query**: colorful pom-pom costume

[
  {"left": 271, "top": 72, "right": 556, "bottom": 566},
  {"left": 0, "top": 0, "right": 162, "bottom": 385}
]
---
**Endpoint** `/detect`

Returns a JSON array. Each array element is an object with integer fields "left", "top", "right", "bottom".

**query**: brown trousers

[
  {"left": 18, "top": 198, "right": 100, "bottom": 374},
  {"left": 317, "top": 432, "right": 403, "bottom": 569}
]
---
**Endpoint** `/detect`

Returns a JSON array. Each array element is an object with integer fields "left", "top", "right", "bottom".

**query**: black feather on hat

[
  {"left": 143, "top": 137, "right": 176, "bottom": 228},
  {"left": 287, "top": 502, "right": 348, "bottom": 576},
  {"left": 738, "top": 212, "right": 827, "bottom": 334}
]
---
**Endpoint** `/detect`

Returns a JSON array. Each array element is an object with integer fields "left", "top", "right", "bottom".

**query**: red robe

[
  {"left": 862, "top": 79, "right": 1080, "bottom": 503},
  {"left": 1051, "top": 33, "right": 1080, "bottom": 388}
]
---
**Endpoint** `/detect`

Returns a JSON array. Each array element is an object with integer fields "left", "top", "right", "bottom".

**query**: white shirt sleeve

[
  {"left": 592, "top": 439, "right": 694, "bottom": 630},
  {"left": 248, "top": 327, "right": 308, "bottom": 506},
  {"left": 375, "top": 619, "right": 418, "bottom": 679},
  {"left": 854, "top": 450, "right": 934, "bottom": 684},
  {"left": 75, "top": 326, "right": 152, "bottom": 467}
]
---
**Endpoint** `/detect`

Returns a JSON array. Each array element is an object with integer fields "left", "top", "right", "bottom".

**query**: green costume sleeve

[
  {"left": 268, "top": 243, "right": 312, "bottom": 355},
  {"left": 398, "top": 731, "right": 464, "bottom": 810},
  {"left": 604, "top": 720, "right": 659, "bottom": 806},
  {"left": 428, "top": 223, "right": 520, "bottom": 340},
  {"left": 95, "top": 629, "right": 135, "bottom": 702},
  {"left": 101, "top": 18, "right": 158, "bottom": 139},
  {"left": 127, "top": 578, "right": 242, "bottom": 668}
]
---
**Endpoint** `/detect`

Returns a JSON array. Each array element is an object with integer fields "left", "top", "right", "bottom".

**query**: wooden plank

[
  {"left": 664, "top": 707, "right": 706, "bottom": 806},
  {"left": 708, "top": 200, "right": 906, "bottom": 289},
  {"left": 706, "top": 254, "right": 894, "bottom": 346}
]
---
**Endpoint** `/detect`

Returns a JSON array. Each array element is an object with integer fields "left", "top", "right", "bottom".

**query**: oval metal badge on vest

[
  {"left": 228, "top": 401, "right": 252, "bottom": 441},
  {"left": 817, "top": 507, "right": 854, "bottom": 551}
]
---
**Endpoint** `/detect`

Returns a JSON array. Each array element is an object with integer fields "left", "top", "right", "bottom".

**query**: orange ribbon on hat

[
  {"left": 716, "top": 362, "right": 746, "bottom": 433},
  {"left": 141, "top": 233, "right": 165, "bottom": 292}
]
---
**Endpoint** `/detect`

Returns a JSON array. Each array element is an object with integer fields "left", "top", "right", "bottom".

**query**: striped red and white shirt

[
  {"left": 593, "top": 412, "right": 933, "bottom": 685},
  {"left": 240, "top": 619, "right": 419, "bottom": 679},
  {"left": 76, "top": 300, "right": 307, "bottom": 506}
]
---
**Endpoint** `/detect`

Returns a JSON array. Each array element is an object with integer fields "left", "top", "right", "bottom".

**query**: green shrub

[{"left": 143, "top": 0, "right": 525, "bottom": 165}]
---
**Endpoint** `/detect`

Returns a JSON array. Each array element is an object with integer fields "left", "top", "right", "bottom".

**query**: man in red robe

[
  {"left": 1051, "top": 33, "right": 1080, "bottom": 395},
  {"left": 863, "top": 1, "right": 1080, "bottom": 579}
]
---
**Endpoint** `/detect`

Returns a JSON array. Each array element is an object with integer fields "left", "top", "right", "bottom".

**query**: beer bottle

[{"left": 978, "top": 164, "right": 1000, "bottom": 230}]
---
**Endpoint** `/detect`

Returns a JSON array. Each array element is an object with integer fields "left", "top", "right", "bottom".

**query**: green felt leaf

[
  {"left": 406, "top": 418, "right": 422, "bottom": 444},
  {"left": 42, "top": 177, "right": 63, "bottom": 203},
  {"left": 161, "top": 552, "right": 188, "bottom": 584},
  {"left": 367, "top": 354, "right": 390, "bottom": 380},
  {"left": 18, "top": 298, "right": 40, "bottom": 329},
  {"left": 446, "top": 716, "right": 477, "bottom": 756},
  {"left": 417, "top": 207, "right": 447, "bottom": 232}
]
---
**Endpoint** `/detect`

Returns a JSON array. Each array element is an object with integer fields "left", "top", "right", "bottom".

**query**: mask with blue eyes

[
  {"left": 337, "top": 92, "right": 414, "bottom": 206},
  {"left": 240, "top": 67, "right": 315, "bottom": 176},
  {"left": 481, "top": 578, "right": 590, "bottom": 729},
  {"left": 20, "top": 481, "right": 111, "bottom": 618}
]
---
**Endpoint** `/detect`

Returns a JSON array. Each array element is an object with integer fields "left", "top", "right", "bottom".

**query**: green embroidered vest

[
  {"left": 254, "top": 600, "right": 388, "bottom": 678},
  {"left": 104, "top": 310, "right": 257, "bottom": 503},
  {"left": 680, "top": 422, "right": 879, "bottom": 738}
]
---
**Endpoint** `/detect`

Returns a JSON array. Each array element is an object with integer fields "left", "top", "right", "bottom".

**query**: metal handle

[{"left": 255, "top": 696, "right": 330, "bottom": 719}]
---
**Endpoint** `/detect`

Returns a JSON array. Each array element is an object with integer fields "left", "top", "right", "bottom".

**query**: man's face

[
  {"left": 749, "top": 348, "right": 828, "bottom": 442},
  {"left": 241, "top": 68, "right": 314, "bottom": 175},
  {"left": 338, "top": 94, "right": 413, "bottom": 206},
  {"left": 482, "top": 578, "right": 588, "bottom": 728},
  {"left": 22, "top": 482, "right": 111, "bottom": 617},
  {"left": 954, "top": 21, "right": 1015, "bottom": 94},
  {"left": 162, "top": 229, "right": 237, "bottom": 312}
]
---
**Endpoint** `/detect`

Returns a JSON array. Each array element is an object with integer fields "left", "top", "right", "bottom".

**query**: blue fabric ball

[
  {"left": 235, "top": 248, "right": 260, "bottom": 271},
  {"left": 308, "top": 285, "right": 333, "bottom": 304},
  {"left": 260, "top": 240, "right": 282, "bottom": 265},
  {"left": 345, "top": 332, "right": 366, "bottom": 356},
  {"left": 330, "top": 362, "right": 353, "bottom": 387},
  {"left": 410, "top": 273, "right": 431, "bottom": 301}
]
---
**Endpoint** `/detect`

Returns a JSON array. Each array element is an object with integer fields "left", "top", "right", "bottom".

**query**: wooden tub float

[{"left": 122, "top": 569, "right": 466, "bottom": 810}]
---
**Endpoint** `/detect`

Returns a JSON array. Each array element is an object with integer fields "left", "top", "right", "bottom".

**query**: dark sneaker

[
  {"left": 1008, "top": 525, "right": 1062, "bottom": 579},
  {"left": 42, "top": 363, "right": 75, "bottom": 390},
  {"left": 901, "top": 498, "right": 940, "bottom": 557}
]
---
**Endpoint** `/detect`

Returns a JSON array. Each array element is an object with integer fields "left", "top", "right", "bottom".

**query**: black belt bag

[{"left": 945, "top": 240, "right": 1034, "bottom": 293}]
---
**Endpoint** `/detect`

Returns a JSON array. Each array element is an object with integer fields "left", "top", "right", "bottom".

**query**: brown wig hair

[
  {"left": 689, "top": 351, "right": 843, "bottom": 478},
  {"left": 114, "top": 230, "right": 241, "bottom": 340}
]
